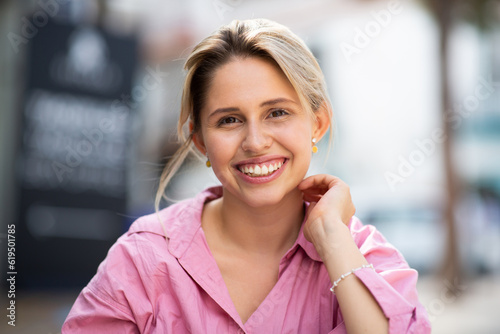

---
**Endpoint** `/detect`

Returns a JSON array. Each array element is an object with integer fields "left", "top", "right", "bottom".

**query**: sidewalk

[{"left": 417, "top": 274, "right": 500, "bottom": 334}]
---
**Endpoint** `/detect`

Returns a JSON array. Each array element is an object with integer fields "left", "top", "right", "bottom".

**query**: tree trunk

[{"left": 433, "top": 0, "right": 462, "bottom": 293}]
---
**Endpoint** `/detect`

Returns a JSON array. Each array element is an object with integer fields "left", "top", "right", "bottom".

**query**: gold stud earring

[
  {"left": 205, "top": 154, "right": 211, "bottom": 168},
  {"left": 312, "top": 138, "right": 318, "bottom": 153}
]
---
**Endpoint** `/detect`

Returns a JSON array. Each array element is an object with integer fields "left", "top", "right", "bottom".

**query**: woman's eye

[
  {"left": 218, "top": 116, "right": 240, "bottom": 125},
  {"left": 269, "top": 109, "right": 288, "bottom": 118}
]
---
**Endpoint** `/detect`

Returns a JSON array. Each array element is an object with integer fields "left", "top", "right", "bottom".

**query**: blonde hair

[{"left": 155, "top": 18, "right": 333, "bottom": 211}]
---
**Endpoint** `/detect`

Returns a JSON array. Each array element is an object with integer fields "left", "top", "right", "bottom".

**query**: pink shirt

[{"left": 63, "top": 187, "right": 431, "bottom": 333}]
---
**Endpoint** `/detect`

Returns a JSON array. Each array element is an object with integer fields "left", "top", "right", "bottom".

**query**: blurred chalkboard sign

[{"left": 17, "top": 19, "right": 137, "bottom": 288}]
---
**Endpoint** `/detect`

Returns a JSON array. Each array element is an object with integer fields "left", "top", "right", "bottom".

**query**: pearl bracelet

[{"left": 329, "top": 263, "right": 374, "bottom": 293}]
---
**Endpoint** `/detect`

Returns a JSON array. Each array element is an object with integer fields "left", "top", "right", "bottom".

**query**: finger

[
  {"left": 300, "top": 185, "right": 328, "bottom": 200},
  {"left": 298, "top": 174, "right": 337, "bottom": 191},
  {"left": 299, "top": 176, "right": 344, "bottom": 205},
  {"left": 298, "top": 174, "right": 326, "bottom": 189},
  {"left": 302, "top": 193, "right": 323, "bottom": 203}
]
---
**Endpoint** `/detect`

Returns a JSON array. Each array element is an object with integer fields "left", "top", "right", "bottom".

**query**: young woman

[{"left": 63, "top": 19, "right": 431, "bottom": 333}]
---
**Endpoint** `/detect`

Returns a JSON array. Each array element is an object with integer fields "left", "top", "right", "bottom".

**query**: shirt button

[{"left": 237, "top": 329, "right": 245, "bottom": 334}]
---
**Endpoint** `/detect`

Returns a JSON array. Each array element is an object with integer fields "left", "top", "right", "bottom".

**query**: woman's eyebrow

[
  {"left": 259, "top": 97, "right": 298, "bottom": 107},
  {"left": 208, "top": 107, "right": 239, "bottom": 121}
]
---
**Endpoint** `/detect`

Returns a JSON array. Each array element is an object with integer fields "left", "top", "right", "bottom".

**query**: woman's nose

[{"left": 241, "top": 122, "right": 272, "bottom": 153}]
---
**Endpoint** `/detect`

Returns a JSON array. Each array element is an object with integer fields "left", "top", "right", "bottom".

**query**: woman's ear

[
  {"left": 312, "top": 102, "right": 331, "bottom": 141},
  {"left": 190, "top": 122, "right": 207, "bottom": 155}
]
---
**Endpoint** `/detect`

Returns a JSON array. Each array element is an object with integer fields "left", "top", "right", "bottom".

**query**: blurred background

[{"left": 0, "top": 0, "right": 499, "bottom": 333}]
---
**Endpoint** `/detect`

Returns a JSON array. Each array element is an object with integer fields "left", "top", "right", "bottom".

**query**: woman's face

[{"left": 194, "top": 57, "right": 325, "bottom": 208}]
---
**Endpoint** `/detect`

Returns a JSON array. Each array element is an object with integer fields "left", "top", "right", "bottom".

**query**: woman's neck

[{"left": 204, "top": 188, "right": 305, "bottom": 257}]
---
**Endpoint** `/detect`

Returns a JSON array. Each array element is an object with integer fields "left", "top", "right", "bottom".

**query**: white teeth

[{"left": 240, "top": 161, "right": 284, "bottom": 177}]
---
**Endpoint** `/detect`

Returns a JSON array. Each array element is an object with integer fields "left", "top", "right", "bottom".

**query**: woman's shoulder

[
  {"left": 348, "top": 216, "right": 382, "bottom": 240},
  {"left": 128, "top": 186, "right": 222, "bottom": 237},
  {"left": 73, "top": 196, "right": 213, "bottom": 325},
  {"left": 348, "top": 216, "right": 409, "bottom": 268},
  {"left": 86, "top": 190, "right": 221, "bottom": 294},
  {"left": 127, "top": 200, "right": 194, "bottom": 238}
]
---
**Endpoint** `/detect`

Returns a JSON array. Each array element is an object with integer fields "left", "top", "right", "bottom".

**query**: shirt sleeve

[
  {"left": 61, "top": 233, "right": 147, "bottom": 334},
  {"left": 348, "top": 217, "right": 432, "bottom": 334}
]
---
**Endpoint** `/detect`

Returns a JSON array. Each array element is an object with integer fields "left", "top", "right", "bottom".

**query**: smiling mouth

[{"left": 238, "top": 160, "right": 285, "bottom": 177}]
